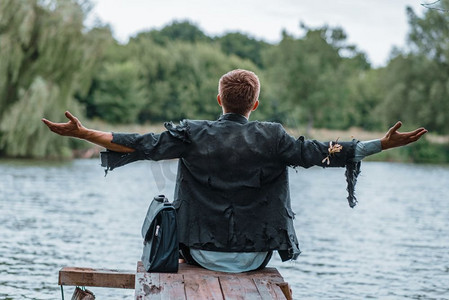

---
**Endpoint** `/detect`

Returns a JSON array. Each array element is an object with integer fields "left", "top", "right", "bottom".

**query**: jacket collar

[{"left": 218, "top": 113, "right": 248, "bottom": 124}]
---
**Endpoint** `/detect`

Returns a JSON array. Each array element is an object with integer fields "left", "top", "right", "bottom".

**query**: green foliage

[
  {"left": 374, "top": 2, "right": 449, "bottom": 135},
  {"left": 132, "top": 20, "right": 211, "bottom": 45},
  {"left": 407, "top": 1, "right": 449, "bottom": 64},
  {"left": 342, "top": 2, "right": 449, "bottom": 137},
  {"left": 91, "top": 61, "right": 147, "bottom": 123},
  {"left": 376, "top": 54, "right": 434, "bottom": 130},
  {"left": 346, "top": 69, "right": 384, "bottom": 130},
  {"left": 0, "top": 77, "right": 69, "bottom": 157},
  {"left": 362, "top": 140, "right": 449, "bottom": 164},
  {"left": 401, "top": 139, "right": 449, "bottom": 164},
  {"left": 216, "top": 32, "right": 270, "bottom": 68},
  {"left": 262, "top": 26, "right": 369, "bottom": 131},
  {"left": 81, "top": 31, "right": 260, "bottom": 124},
  {"left": 0, "top": 0, "right": 111, "bottom": 157},
  {"left": 133, "top": 21, "right": 269, "bottom": 68}
]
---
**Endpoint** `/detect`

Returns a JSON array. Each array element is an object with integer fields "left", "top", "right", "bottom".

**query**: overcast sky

[{"left": 87, "top": 0, "right": 427, "bottom": 67}]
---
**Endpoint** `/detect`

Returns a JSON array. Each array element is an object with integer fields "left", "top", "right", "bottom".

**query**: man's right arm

[{"left": 42, "top": 111, "right": 135, "bottom": 153}]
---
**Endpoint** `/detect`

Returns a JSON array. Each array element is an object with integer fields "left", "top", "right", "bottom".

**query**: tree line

[{"left": 1, "top": 0, "right": 448, "bottom": 158}]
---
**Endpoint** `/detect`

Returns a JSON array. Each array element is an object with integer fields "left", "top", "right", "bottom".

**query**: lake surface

[{"left": 1, "top": 159, "right": 448, "bottom": 299}]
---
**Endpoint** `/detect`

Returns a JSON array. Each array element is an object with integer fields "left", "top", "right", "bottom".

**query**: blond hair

[{"left": 218, "top": 69, "right": 260, "bottom": 116}]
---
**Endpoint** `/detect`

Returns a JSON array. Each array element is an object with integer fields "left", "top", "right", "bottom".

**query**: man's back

[
  {"left": 103, "top": 113, "right": 303, "bottom": 260},
  {"left": 182, "top": 114, "right": 286, "bottom": 190},
  {"left": 167, "top": 113, "right": 300, "bottom": 260}
]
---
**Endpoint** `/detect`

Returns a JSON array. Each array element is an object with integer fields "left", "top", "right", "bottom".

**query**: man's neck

[{"left": 222, "top": 111, "right": 250, "bottom": 119}]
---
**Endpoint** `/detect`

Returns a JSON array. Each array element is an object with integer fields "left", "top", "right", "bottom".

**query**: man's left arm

[{"left": 278, "top": 121, "right": 427, "bottom": 167}]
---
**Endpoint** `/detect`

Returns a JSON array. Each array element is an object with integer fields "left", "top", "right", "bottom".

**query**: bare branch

[{"left": 421, "top": 0, "right": 449, "bottom": 12}]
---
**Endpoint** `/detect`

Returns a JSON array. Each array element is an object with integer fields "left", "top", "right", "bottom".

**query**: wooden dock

[{"left": 59, "top": 261, "right": 292, "bottom": 299}]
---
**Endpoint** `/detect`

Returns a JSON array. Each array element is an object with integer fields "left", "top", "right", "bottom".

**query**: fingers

[
  {"left": 399, "top": 128, "right": 427, "bottom": 146},
  {"left": 389, "top": 121, "right": 427, "bottom": 138},
  {"left": 401, "top": 127, "right": 427, "bottom": 140},
  {"left": 42, "top": 114, "right": 71, "bottom": 134},
  {"left": 408, "top": 127, "right": 427, "bottom": 136},
  {"left": 384, "top": 121, "right": 402, "bottom": 139},
  {"left": 65, "top": 111, "right": 78, "bottom": 123},
  {"left": 41, "top": 117, "right": 66, "bottom": 127},
  {"left": 41, "top": 118, "right": 50, "bottom": 125},
  {"left": 43, "top": 111, "right": 77, "bottom": 125},
  {"left": 42, "top": 118, "right": 57, "bottom": 127},
  {"left": 41, "top": 118, "right": 61, "bottom": 134},
  {"left": 410, "top": 128, "right": 428, "bottom": 141},
  {"left": 390, "top": 121, "right": 402, "bottom": 133}
]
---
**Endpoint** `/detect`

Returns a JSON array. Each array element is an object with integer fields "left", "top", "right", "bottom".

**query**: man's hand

[
  {"left": 381, "top": 121, "right": 428, "bottom": 150},
  {"left": 42, "top": 111, "right": 135, "bottom": 153},
  {"left": 42, "top": 111, "right": 86, "bottom": 138}
]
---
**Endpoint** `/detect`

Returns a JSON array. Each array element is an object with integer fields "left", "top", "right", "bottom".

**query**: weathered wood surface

[
  {"left": 135, "top": 261, "right": 293, "bottom": 300},
  {"left": 59, "top": 267, "right": 135, "bottom": 289},
  {"left": 58, "top": 262, "right": 293, "bottom": 299}
]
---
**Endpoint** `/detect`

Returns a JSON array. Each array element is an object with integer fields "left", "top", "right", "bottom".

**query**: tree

[
  {"left": 262, "top": 25, "right": 369, "bottom": 131},
  {"left": 346, "top": 68, "right": 384, "bottom": 131},
  {"left": 407, "top": 1, "right": 449, "bottom": 64},
  {"left": 374, "top": 2, "right": 449, "bottom": 134},
  {"left": 216, "top": 32, "right": 270, "bottom": 68},
  {"left": 0, "top": 0, "right": 110, "bottom": 157},
  {"left": 90, "top": 61, "right": 147, "bottom": 123},
  {"left": 132, "top": 20, "right": 211, "bottom": 45}
]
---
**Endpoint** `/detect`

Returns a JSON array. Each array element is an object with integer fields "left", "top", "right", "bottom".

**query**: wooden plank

[
  {"left": 58, "top": 267, "right": 134, "bottom": 289},
  {"left": 253, "top": 279, "right": 286, "bottom": 300},
  {"left": 219, "top": 276, "right": 261, "bottom": 300},
  {"left": 135, "top": 261, "right": 289, "bottom": 300},
  {"left": 184, "top": 275, "right": 223, "bottom": 299},
  {"left": 135, "top": 271, "right": 161, "bottom": 300},
  {"left": 178, "top": 263, "right": 284, "bottom": 282},
  {"left": 135, "top": 262, "right": 186, "bottom": 300},
  {"left": 160, "top": 273, "right": 186, "bottom": 300}
]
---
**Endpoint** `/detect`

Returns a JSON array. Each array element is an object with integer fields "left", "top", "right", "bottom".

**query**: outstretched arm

[
  {"left": 380, "top": 121, "right": 427, "bottom": 150},
  {"left": 42, "top": 111, "right": 135, "bottom": 153},
  {"left": 278, "top": 121, "right": 428, "bottom": 167}
]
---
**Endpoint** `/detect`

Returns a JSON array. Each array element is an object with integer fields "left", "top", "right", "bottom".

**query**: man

[{"left": 42, "top": 69, "right": 427, "bottom": 273}]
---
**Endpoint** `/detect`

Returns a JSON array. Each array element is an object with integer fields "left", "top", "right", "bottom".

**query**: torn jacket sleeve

[
  {"left": 277, "top": 129, "right": 358, "bottom": 168},
  {"left": 100, "top": 121, "right": 190, "bottom": 172},
  {"left": 277, "top": 127, "right": 361, "bottom": 208}
]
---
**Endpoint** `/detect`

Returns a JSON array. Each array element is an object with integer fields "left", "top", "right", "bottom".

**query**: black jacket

[{"left": 101, "top": 113, "right": 360, "bottom": 261}]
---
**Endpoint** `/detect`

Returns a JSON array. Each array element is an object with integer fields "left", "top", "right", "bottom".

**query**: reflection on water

[{"left": 1, "top": 160, "right": 448, "bottom": 299}]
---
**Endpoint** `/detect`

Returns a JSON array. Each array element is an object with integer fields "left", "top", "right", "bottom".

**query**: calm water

[{"left": 1, "top": 159, "right": 448, "bottom": 299}]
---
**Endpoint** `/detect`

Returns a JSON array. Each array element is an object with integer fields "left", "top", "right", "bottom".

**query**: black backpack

[{"left": 141, "top": 195, "right": 179, "bottom": 272}]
